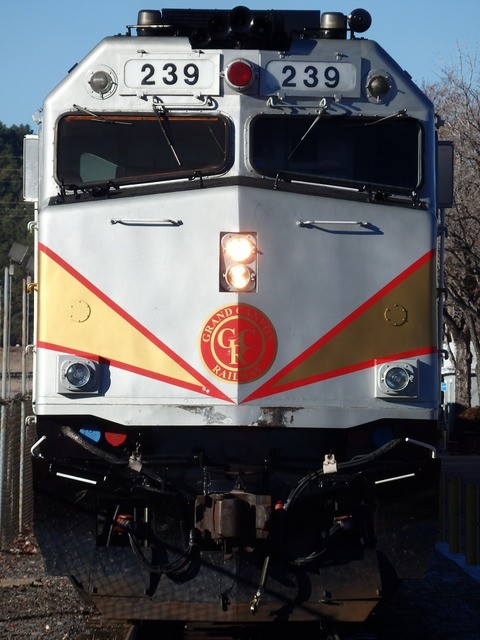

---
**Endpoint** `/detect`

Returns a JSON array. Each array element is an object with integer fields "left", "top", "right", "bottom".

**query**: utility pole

[
  {"left": 0, "top": 267, "right": 9, "bottom": 544},
  {"left": 1, "top": 266, "right": 9, "bottom": 401}
]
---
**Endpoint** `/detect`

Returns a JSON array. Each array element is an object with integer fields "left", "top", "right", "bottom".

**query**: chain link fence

[
  {"left": 0, "top": 347, "right": 34, "bottom": 550},
  {"left": 0, "top": 400, "right": 35, "bottom": 549}
]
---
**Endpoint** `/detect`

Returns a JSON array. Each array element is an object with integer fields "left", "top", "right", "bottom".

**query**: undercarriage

[{"left": 32, "top": 420, "right": 439, "bottom": 623}]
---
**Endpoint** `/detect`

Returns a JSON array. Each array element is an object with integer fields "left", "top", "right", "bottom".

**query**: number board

[
  {"left": 123, "top": 55, "right": 220, "bottom": 95},
  {"left": 262, "top": 61, "right": 358, "bottom": 96}
]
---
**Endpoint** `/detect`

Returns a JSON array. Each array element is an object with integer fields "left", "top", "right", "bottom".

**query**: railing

[
  {"left": 0, "top": 348, "right": 33, "bottom": 549},
  {"left": 439, "top": 473, "right": 479, "bottom": 565},
  {"left": 0, "top": 399, "right": 34, "bottom": 549}
]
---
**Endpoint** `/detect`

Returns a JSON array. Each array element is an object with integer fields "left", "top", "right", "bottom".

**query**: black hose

[
  {"left": 290, "top": 521, "right": 344, "bottom": 567},
  {"left": 61, "top": 425, "right": 169, "bottom": 488},
  {"left": 341, "top": 437, "right": 404, "bottom": 468},
  {"left": 119, "top": 520, "right": 197, "bottom": 577},
  {"left": 284, "top": 437, "right": 404, "bottom": 510},
  {"left": 280, "top": 438, "right": 405, "bottom": 567},
  {"left": 62, "top": 425, "right": 194, "bottom": 575},
  {"left": 61, "top": 425, "right": 127, "bottom": 465}
]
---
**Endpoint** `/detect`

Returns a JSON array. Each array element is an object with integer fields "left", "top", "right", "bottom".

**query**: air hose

[
  {"left": 61, "top": 425, "right": 127, "bottom": 466},
  {"left": 117, "top": 518, "right": 198, "bottom": 577},
  {"left": 283, "top": 437, "right": 404, "bottom": 511},
  {"left": 60, "top": 425, "right": 172, "bottom": 490},
  {"left": 279, "top": 438, "right": 405, "bottom": 566}
]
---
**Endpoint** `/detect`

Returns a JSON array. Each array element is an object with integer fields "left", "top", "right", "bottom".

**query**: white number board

[
  {"left": 263, "top": 61, "right": 357, "bottom": 94},
  {"left": 124, "top": 55, "right": 220, "bottom": 94}
]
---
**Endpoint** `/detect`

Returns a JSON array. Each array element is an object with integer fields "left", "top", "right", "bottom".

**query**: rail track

[
  {"left": 3, "top": 547, "right": 480, "bottom": 639},
  {"left": 76, "top": 620, "right": 380, "bottom": 640}
]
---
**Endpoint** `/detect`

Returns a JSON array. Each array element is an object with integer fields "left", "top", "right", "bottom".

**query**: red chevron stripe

[
  {"left": 242, "top": 250, "right": 436, "bottom": 403},
  {"left": 38, "top": 244, "right": 233, "bottom": 403}
]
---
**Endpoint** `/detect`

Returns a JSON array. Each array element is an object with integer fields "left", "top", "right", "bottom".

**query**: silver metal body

[
  {"left": 26, "top": 9, "right": 443, "bottom": 625},
  {"left": 33, "top": 35, "right": 439, "bottom": 429}
]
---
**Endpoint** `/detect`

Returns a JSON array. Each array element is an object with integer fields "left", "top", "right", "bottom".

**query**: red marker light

[
  {"left": 105, "top": 431, "right": 127, "bottom": 447},
  {"left": 225, "top": 59, "right": 254, "bottom": 90}
]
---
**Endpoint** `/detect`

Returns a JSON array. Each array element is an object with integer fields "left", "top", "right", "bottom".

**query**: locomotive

[{"left": 23, "top": 6, "right": 452, "bottom": 626}]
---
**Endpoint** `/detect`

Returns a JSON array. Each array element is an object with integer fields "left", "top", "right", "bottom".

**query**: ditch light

[{"left": 220, "top": 232, "right": 258, "bottom": 292}]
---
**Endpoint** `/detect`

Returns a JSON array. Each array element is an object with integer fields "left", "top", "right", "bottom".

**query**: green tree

[
  {"left": 0, "top": 121, "right": 34, "bottom": 345},
  {"left": 424, "top": 53, "right": 480, "bottom": 409}
]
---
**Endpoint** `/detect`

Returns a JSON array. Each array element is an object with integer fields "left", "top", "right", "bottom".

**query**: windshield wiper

[
  {"left": 271, "top": 172, "right": 422, "bottom": 205},
  {"left": 287, "top": 98, "right": 328, "bottom": 160},
  {"left": 364, "top": 108, "right": 408, "bottom": 125},
  {"left": 153, "top": 104, "right": 182, "bottom": 166},
  {"left": 59, "top": 179, "right": 120, "bottom": 200},
  {"left": 360, "top": 183, "right": 422, "bottom": 206},
  {"left": 72, "top": 104, "right": 132, "bottom": 125}
]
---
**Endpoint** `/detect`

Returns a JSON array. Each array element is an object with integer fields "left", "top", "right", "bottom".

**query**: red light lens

[
  {"left": 105, "top": 432, "right": 127, "bottom": 447},
  {"left": 226, "top": 60, "right": 254, "bottom": 89}
]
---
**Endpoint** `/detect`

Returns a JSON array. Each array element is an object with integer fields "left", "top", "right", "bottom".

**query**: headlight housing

[
  {"left": 376, "top": 360, "right": 418, "bottom": 398},
  {"left": 220, "top": 232, "right": 258, "bottom": 292},
  {"left": 58, "top": 356, "right": 98, "bottom": 393},
  {"left": 365, "top": 69, "right": 392, "bottom": 102}
]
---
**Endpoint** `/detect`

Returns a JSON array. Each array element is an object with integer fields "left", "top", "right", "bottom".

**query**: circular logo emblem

[{"left": 200, "top": 304, "right": 277, "bottom": 383}]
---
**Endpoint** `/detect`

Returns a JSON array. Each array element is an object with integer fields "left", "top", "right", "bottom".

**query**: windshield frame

[
  {"left": 55, "top": 112, "right": 232, "bottom": 189},
  {"left": 248, "top": 113, "right": 424, "bottom": 194}
]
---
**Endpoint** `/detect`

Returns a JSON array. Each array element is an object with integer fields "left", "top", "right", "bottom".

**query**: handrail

[{"left": 110, "top": 218, "right": 183, "bottom": 226}]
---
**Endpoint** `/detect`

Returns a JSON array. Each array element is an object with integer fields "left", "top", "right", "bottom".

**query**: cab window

[
  {"left": 57, "top": 114, "right": 230, "bottom": 187},
  {"left": 250, "top": 115, "right": 422, "bottom": 192}
]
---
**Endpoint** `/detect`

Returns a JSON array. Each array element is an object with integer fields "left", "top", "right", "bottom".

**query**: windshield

[
  {"left": 250, "top": 115, "right": 422, "bottom": 192},
  {"left": 57, "top": 114, "right": 230, "bottom": 186}
]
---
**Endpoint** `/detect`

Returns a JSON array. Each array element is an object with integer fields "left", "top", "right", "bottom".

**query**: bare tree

[{"left": 425, "top": 52, "right": 480, "bottom": 409}]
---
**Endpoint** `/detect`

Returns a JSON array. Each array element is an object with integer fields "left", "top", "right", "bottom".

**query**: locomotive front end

[{"left": 26, "top": 6, "right": 448, "bottom": 625}]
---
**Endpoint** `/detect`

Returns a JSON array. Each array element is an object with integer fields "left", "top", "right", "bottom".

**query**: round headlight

[
  {"left": 226, "top": 264, "right": 255, "bottom": 290},
  {"left": 385, "top": 366, "right": 411, "bottom": 392},
  {"left": 225, "top": 236, "right": 256, "bottom": 263},
  {"left": 65, "top": 362, "right": 92, "bottom": 388}
]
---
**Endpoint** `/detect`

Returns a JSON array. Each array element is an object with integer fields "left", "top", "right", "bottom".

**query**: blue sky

[{"left": 1, "top": 0, "right": 478, "bottom": 128}]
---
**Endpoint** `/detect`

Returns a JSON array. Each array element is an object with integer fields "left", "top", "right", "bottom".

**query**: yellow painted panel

[
  {"left": 37, "top": 249, "right": 200, "bottom": 387},
  {"left": 279, "top": 258, "right": 435, "bottom": 386}
]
